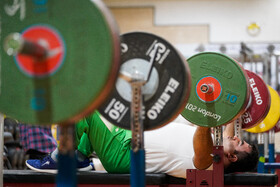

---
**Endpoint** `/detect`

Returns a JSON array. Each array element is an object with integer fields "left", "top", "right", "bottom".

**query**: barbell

[{"left": 1, "top": 1, "right": 279, "bottom": 134}]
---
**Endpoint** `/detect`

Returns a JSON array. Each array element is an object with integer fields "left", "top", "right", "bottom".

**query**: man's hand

[
  {"left": 223, "top": 122, "right": 235, "bottom": 138},
  {"left": 193, "top": 126, "right": 213, "bottom": 170}
]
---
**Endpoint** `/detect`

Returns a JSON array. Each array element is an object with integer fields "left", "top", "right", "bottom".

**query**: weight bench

[{"left": 3, "top": 170, "right": 278, "bottom": 187}]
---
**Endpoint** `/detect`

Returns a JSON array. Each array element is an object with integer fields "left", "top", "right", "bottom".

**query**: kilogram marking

[
  {"left": 104, "top": 98, "right": 129, "bottom": 123},
  {"left": 242, "top": 111, "right": 253, "bottom": 124}
]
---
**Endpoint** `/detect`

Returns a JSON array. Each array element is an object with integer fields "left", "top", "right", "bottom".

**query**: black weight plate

[{"left": 99, "top": 32, "right": 191, "bottom": 130}]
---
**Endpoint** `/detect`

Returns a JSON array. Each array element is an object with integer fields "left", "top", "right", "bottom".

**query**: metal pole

[
  {"left": 213, "top": 126, "right": 224, "bottom": 187},
  {"left": 263, "top": 54, "right": 270, "bottom": 85},
  {"left": 129, "top": 73, "right": 146, "bottom": 187},
  {"left": 213, "top": 126, "right": 223, "bottom": 146},
  {"left": 234, "top": 117, "right": 242, "bottom": 139},
  {"left": 0, "top": 114, "right": 4, "bottom": 187},
  {"left": 275, "top": 55, "right": 279, "bottom": 92},
  {"left": 258, "top": 133, "right": 265, "bottom": 173},
  {"left": 56, "top": 125, "right": 77, "bottom": 187},
  {"left": 268, "top": 129, "right": 275, "bottom": 173},
  {"left": 120, "top": 69, "right": 146, "bottom": 187}
]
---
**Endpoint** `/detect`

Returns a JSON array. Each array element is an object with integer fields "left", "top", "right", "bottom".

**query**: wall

[
  {"left": 109, "top": 7, "right": 208, "bottom": 45},
  {"left": 105, "top": 0, "right": 280, "bottom": 44}
]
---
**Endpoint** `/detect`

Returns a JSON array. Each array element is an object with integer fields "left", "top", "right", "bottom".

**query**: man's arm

[
  {"left": 193, "top": 126, "right": 213, "bottom": 170},
  {"left": 223, "top": 122, "right": 234, "bottom": 138}
]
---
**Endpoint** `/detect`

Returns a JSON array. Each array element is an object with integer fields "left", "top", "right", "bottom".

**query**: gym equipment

[
  {"left": 0, "top": 115, "right": 3, "bottom": 187},
  {"left": 275, "top": 121, "right": 280, "bottom": 133},
  {"left": 250, "top": 86, "right": 279, "bottom": 174},
  {"left": 0, "top": 0, "right": 120, "bottom": 125},
  {"left": 99, "top": 32, "right": 191, "bottom": 131},
  {"left": 264, "top": 151, "right": 280, "bottom": 180},
  {"left": 56, "top": 125, "right": 77, "bottom": 186},
  {"left": 1, "top": 1, "right": 121, "bottom": 187},
  {"left": 241, "top": 70, "right": 271, "bottom": 129},
  {"left": 123, "top": 67, "right": 146, "bottom": 187},
  {"left": 99, "top": 31, "right": 190, "bottom": 187},
  {"left": 3, "top": 170, "right": 278, "bottom": 187},
  {"left": 268, "top": 130, "right": 276, "bottom": 173},
  {"left": 181, "top": 52, "right": 250, "bottom": 127},
  {"left": 234, "top": 117, "right": 243, "bottom": 138},
  {"left": 179, "top": 52, "right": 278, "bottom": 187},
  {"left": 246, "top": 85, "right": 280, "bottom": 133},
  {"left": 181, "top": 53, "right": 273, "bottom": 130}
]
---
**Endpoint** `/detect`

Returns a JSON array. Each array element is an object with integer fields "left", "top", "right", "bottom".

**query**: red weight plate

[{"left": 241, "top": 70, "right": 270, "bottom": 129}]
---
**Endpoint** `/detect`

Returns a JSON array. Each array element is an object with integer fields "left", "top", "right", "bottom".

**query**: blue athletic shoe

[{"left": 26, "top": 154, "right": 93, "bottom": 174}]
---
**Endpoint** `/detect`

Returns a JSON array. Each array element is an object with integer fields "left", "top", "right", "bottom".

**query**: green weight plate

[
  {"left": 181, "top": 52, "right": 250, "bottom": 127},
  {"left": 0, "top": 0, "right": 120, "bottom": 125}
]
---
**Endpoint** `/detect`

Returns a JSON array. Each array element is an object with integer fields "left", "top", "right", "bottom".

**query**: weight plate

[
  {"left": 181, "top": 52, "right": 250, "bottom": 127},
  {"left": 0, "top": 0, "right": 120, "bottom": 125},
  {"left": 99, "top": 32, "right": 191, "bottom": 130},
  {"left": 246, "top": 85, "right": 280, "bottom": 133},
  {"left": 241, "top": 70, "right": 270, "bottom": 129}
]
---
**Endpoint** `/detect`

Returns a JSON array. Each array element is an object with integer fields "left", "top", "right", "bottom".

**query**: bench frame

[{"left": 3, "top": 147, "right": 278, "bottom": 187}]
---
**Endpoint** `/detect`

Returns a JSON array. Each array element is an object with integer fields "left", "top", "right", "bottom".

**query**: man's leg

[{"left": 75, "top": 111, "right": 131, "bottom": 173}]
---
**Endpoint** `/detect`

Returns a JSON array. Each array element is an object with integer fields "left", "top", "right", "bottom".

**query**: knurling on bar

[
  {"left": 119, "top": 69, "right": 146, "bottom": 152},
  {"left": 214, "top": 126, "right": 223, "bottom": 146},
  {"left": 131, "top": 83, "right": 144, "bottom": 152},
  {"left": 234, "top": 117, "right": 242, "bottom": 138}
]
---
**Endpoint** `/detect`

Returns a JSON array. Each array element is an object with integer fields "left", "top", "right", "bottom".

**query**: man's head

[{"left": 223, "top": 136, "right": 259, "bottom": 173}]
